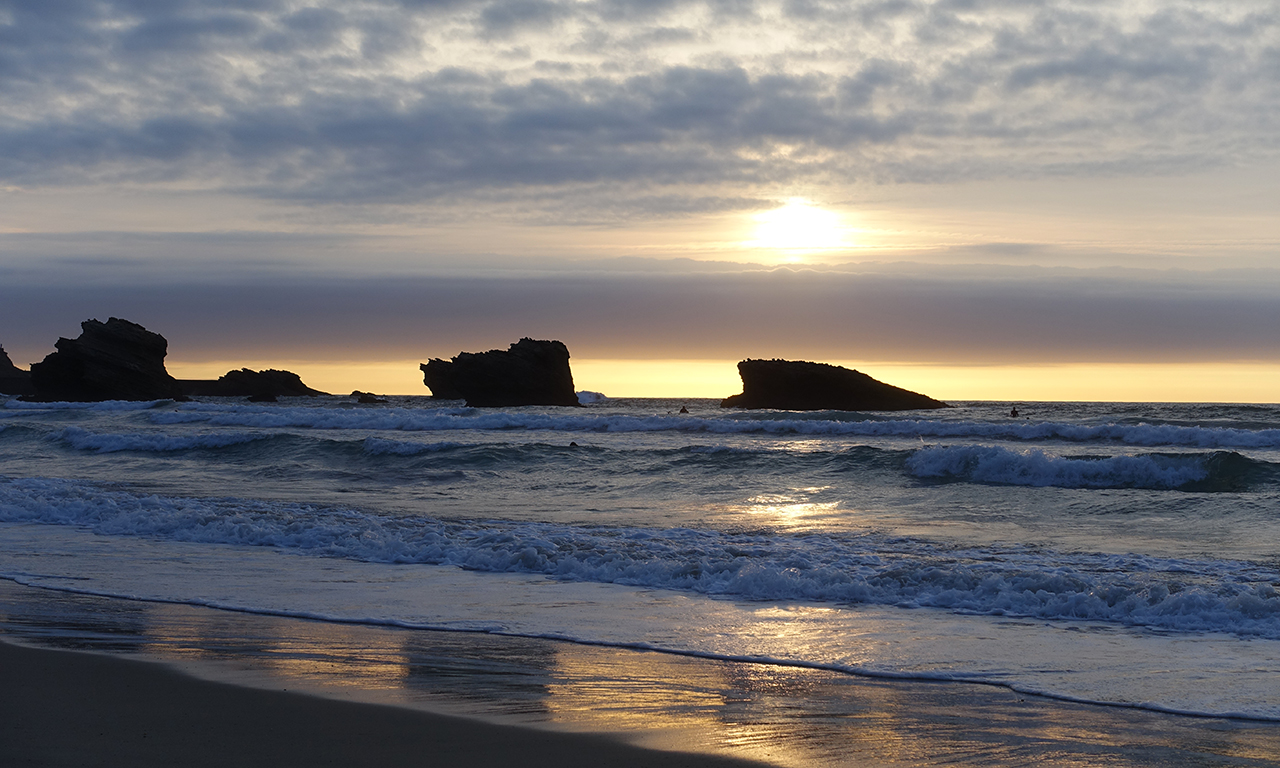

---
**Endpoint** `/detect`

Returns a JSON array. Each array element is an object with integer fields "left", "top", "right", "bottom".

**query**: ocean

[{"left": 3, "top": 394, "right": 1280, "bottom": 759}]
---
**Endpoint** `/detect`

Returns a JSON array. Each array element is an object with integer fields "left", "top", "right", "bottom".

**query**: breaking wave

[
  {"left": 906, "top": 445, "right": 1274, "bottom": 491},
  {"left": 3, "top": 476, "right": 1278, "bottom": 640}
]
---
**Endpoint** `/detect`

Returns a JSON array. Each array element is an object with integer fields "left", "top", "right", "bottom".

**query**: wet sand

[
  {"left": 3, "top": 581, "right": 1280, "bottom": 767},
  {"left": 0, "top": 639, "right": 767, "bottom": 768}
]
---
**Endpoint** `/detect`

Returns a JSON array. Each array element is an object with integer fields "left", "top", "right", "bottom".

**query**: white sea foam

[
  {"left": 6, "top": 523, "right": 1280, "bottom": 723},
  {"left": 906, "top": 445, "right": 1212, "bottom": 489},
  {"left": 576, "top": 391, "right": 608, "bottom": 404},
  {"left": 149, "top": 403, "right": 1280, "bottom": 448},
  {"left": 50, "top": 427, "right": 272, "bottom": 453},
  {"left": 3, "top": 477, "right": 1278, "bottom": 640},
  {"left": 8, "top": 397, "right": 1280, "bottom": 726}
]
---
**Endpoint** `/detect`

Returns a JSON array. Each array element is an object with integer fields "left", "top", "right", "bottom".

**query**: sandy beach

[
  {"left": 0, "top": 638, "right": 771, "bottom": 768},
  {"left": 3, "top": 580, "right": 1280, "bottom": 767}
]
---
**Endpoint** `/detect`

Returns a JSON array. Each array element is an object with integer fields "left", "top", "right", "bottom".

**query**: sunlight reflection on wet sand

[{"left": 3, "top": 582, "right": 1278, "bottom": 767}]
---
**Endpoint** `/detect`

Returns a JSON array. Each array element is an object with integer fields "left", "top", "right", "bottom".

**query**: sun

[{"left": 749, "top": 198, "right": 848, "bottom": 257}]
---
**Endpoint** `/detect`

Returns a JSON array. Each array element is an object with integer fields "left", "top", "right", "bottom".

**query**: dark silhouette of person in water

[
  {"left": 679, "top": 406, "right": 689, "bottom": 414},
  {"left": 1009, "top": 406, "right": 1019, "bottom": 417}
]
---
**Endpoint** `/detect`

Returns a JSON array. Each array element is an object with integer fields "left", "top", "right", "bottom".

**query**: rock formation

[
  {"left": 27, "top": 318, "right": 187, "bottom": 402},
  {"left": 0, "top": 345, "right": 22, "bottom": 375},
  {"left": 421, "top": 338, "right": 578, "bottom": 407},
  {"left": 180, "top": 369, "right": 327, "bottom": 399},
  {"left": 0, "top": 345, "right": 34, "bottom": 396},
  {"left": 721, "top": 359, "right": 948, "bottom": 411}
]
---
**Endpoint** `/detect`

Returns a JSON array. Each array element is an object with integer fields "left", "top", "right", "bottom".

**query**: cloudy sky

[{"left": 2, "top": 0, "right": 1277, "bottom": 399}]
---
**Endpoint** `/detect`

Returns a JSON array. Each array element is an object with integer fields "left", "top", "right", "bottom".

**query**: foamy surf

[
  {"left": 4, "top": 523, "right": 1279, "bottom": 722},
  {"left": 4, "top": 396, "right": 1279, "bottom": 728},
  {"left": 3, "top": 476, "right": 1277, "bottom": 639}
]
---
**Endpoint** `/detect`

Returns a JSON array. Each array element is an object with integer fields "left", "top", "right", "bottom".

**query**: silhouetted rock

[
  {"left": 420, "top": 362, "right": 464, "bottom": 400},
  {"left": 181, "top": 369, "right": 327, "bottom": 399},
  {"left": 421, "top": 338, "right": 578, "bottom": 407},
  {"left": 0, "top": 346, "right": 22, "bottom": 376},
  {"left": 721, "top": 359, "right": 948, "bottom": 411},
  {"left": 351, "top": 391, "right": 388, "bottom": 404},
  {"left": 27, "top": 318, "right": 186, "bottom": 402},
  {"left": 246, "top": 392, "right": 278, "bottom": 403},
  {"left": 0, "top": 345, "right": 34, "bottom": 396}
]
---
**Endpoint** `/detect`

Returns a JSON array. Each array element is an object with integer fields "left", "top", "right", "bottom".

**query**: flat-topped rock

[
  {"left": 181, "top": 369, "right": 327, "bottom": 399},
  {"left": 27, "top": 318, "right": 186, "bottom": 402},
  {"left": 721, "top": 359, "right": 948, "bottom": 411},
  {"left": 421, "top": 338, "right": 578, "bottom": 407}
]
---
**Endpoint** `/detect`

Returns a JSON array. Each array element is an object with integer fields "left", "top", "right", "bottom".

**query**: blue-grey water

[{"left": 3, "top": 395, "right": 1279, "bottom": 724}]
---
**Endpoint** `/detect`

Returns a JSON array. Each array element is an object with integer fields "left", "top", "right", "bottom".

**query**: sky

[{"left": 1, "top": 0, "right": 1278, "bottom": 400}]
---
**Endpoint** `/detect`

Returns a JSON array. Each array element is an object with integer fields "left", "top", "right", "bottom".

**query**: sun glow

[
  {"left": 165, "top": 358, "right": 1280, "bottom": 402},
  {"left": 748, "top": 198, "right": 848, "bottom": 256}
]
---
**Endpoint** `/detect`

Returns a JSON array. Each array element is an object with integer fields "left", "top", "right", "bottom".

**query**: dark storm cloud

[
  {"left": 1, "top": 265, "right": 1276, "bottom": 366},
  {"left": 0, "top": 0, "right": 1275, "bottom": 208}
]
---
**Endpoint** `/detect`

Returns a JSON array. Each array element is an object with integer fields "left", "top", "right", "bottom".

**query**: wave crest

[
  {"left": 4, "top": 477, "right": 1279, "bottom": 640},
  {"left": 903, "top": 445, "right": 1249, "bottom": 490}
]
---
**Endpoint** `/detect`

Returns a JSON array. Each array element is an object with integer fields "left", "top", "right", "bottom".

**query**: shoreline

[
  {"left": 4, "top": 581, "right": 1280, "bottom": 767},
  {"left": 0, "top": 638, "right": 766, "bottom": 768}
]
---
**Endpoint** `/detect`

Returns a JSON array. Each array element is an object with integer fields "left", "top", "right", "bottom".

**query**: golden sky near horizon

[{"left": 160, "top": 358, "right": 1280, "bottom": 403}]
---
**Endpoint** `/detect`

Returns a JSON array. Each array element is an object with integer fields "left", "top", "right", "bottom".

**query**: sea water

[{"left": 2, "top": 396, "right": 1279, "bottom": 720}]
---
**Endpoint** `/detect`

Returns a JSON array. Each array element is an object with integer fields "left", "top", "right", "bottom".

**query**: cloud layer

[
  {"left": 2, "top": 264, "right": 1276, "bottom": 366},
  {"left": 3, "top": 0, "right": 1276, "bottom": 211}
]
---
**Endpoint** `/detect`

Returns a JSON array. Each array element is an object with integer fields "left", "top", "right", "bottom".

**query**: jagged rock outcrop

[
  {"left": 180, "top": 369, "right": 327, "bottom": 399},
  {"left": 421, "top": 338, "right": 578, "bottom": 407},
  {"left": 26, "top": 318, "right": 187, "bottom": 402},
  {"left": 0, "top": 345, "right": 23, "bottom": 375},
  {"left": 0, "top": 345, "right": 34, "bottom": 396},
  {"left": 721, "top": 359, "right": 948, "bottom": 411}
]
